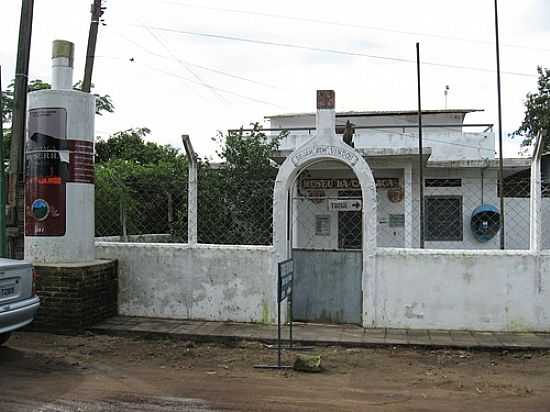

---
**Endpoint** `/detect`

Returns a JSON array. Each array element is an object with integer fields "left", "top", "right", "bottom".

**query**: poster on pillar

[{"left": 25, "top": 108, "right": 68, "bottom": 236}]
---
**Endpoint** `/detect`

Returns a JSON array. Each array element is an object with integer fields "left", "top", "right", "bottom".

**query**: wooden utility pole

[
  {"left": 8, "top": 0, "right": 34, "bottom": 258},
  {"left": 82, "top": 0, "right": 104, "bottom": 93}
]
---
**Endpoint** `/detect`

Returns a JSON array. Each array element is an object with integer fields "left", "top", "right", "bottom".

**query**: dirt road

[{"left": 2, "top": 332, "right": 550, "bottom": 411}]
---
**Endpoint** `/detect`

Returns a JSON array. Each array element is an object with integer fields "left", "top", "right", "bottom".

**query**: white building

[{"left": 263, "top": 109, "right": 539, "bottom": 250}]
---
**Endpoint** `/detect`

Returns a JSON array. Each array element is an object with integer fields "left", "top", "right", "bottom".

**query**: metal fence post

[{"left": 182, "top": 135, "right": 197, "bottom": 245}]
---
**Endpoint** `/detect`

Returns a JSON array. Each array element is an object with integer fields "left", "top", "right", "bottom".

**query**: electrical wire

[
  {"left": 108, "top": 28, "right": 280, "bottom": 90},
  {"left": 158, "top": 1, "right": 550, "bottom": 54},
  {"left": 145, "top": 26, "right": 228, "bottom": 104},
  {"left": 141, "top": 63, "right": 285, "bottom": 108},
  {"left": 140, "top": 25, "right": 538, "bottom": 79}
]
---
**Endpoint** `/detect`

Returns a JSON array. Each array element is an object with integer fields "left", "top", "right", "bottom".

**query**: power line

[
  {"left": 159, "top": 1, "right": 550, "bottom": 54},
  {"left": 141, "top": 63, "right": 284, "bottom": 108},
  {"left": 141, "top": 25, "right": 538, "bottom": 78},
  {"left": 107, "top": 28, "right": 279, "bottom": 89},
  {"left": 145, "top": 26, "right": 227, "bottom": 104}
]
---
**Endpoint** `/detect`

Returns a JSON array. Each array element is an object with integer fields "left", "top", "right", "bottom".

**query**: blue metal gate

[{"left": 292, "top": 249, "right": 362, "bottom": 325}]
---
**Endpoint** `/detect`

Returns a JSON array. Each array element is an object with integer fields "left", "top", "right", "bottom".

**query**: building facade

[{"left": 265, "top": 109, "right": 540, "bottom": 250}]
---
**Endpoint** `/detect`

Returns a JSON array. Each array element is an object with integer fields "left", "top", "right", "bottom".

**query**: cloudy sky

[{"left": 1, "top": 0, "right": 549, "bottom": 158}]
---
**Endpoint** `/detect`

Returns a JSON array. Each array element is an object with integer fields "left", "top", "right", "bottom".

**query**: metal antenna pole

[
  {"left": 416, "top": 42, "right": 425, "bottom": 248},
  {"left": 494, "top": 0, "right": 505, "bottom": 249}
]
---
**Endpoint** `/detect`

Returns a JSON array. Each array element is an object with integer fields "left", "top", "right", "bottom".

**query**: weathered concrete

[
  {"left": 376, "top": 249, "right": 550, "bottom": 331},
  {"left": 96, "top": 242, "right": 275, "bottom": 323},
  {"left": 92, "top": 315, "right": 550, "bottom": 349}
]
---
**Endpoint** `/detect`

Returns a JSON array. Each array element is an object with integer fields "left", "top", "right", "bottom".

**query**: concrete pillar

[
  {"left": 25, "top": 40, "right": 96, "bottom": 264},
  {"left": 182, "top": 135, "right": 197, "bottom": 246},
  {"left": 404, "top": 163, "right": 413, "bottom": 248},
  {"left": 530, "top": 133, "right": 544, "bottom": 252}
]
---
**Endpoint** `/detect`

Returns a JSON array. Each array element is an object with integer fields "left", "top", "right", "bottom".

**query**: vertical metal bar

[
  {"left": 416, "top": 42, "right": 425, "bottom": 248},
  {"left": 494, "top": 0, "right": 505, "bottom": 249},
  {"left": 0, "top": 67, "right": 7, "bottom": 257},
  {"left": 277, "top": 271, "right": 281, "bottom": 368},
  {"left": 289, "top": 290, "right": 293, "bottom": 349}
]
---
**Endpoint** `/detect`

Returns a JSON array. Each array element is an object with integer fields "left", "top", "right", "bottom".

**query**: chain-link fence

[
  {"left": 95, "top": 165, "right": 538, "bottom": 250},
  {"left": 397, "top": 176, "right": 532, "bottom": 250},
  {"left": 197, "top": 169, "right": 274, "bottom": 245},
  {"left": 95, "top": 174, "right": 188, "bottom": 243}
]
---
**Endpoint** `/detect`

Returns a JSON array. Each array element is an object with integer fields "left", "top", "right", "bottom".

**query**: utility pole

[
  {"left": 0, "top": 67, "right": 7, "bottom": 257},
  {"left": 8, "top": 0, "right": 34, "bottom": 259},
  {"left": 416, "top": 42, "right": 425, "bottom": 249},
  {"left": 494, "top": 0, "right": 505, "bottom": 250},
  {"left": 82, "top": 0, "right": 104, "bottom": 93}
]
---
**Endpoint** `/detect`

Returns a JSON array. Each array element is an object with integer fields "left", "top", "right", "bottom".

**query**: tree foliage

[
  {"left": 513, "top": 66, "right": 550, "bottom": 151},
  {"left": 95, "top": 123, "right": 287, "bottom": 245},
  {"left": 95, "top": 127, "right": 180, "bottom": 165}
]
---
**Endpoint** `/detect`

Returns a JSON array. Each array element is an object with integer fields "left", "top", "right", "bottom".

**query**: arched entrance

[
  {"left": 272, "top": 90, "right": 377, "bottom": 328},
  {"left": 291, "top": 161, "right": 364, "bottom": 324}
]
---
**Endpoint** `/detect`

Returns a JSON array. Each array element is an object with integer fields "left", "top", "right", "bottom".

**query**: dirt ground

[{"left": 1, "top": 332, "right": 550, "bottom": 411}]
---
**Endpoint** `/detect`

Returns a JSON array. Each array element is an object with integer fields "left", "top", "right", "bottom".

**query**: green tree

[
  {"left": 513, "top": 66, "right": 550, "bottom": 151},
  {"left": 196, "top": 123, "right": 286, "bottom": 244},
  {"left": 95, "top": 127, "right": 180, "bottom": 165},
  {"left": 94, "top": 128, "right": 188, "bottom": 239}
]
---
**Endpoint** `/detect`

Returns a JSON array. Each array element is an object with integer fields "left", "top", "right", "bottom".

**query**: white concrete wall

[
  {"left": 95, "top": 241, "right": 550, "bottom": 331},
  {"left": 375, "top": 249, "right": 550, "bottom": 331},
  {"left": 95, "top": 242, "right": 275, "bottom": 323},
  {"left": 268, "top": 113, "right": 494, "bottom": 162}
]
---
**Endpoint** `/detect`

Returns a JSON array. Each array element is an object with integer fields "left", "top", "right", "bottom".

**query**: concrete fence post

[
  {"left": 530, "top": 132, "right": 544, "bottom": 253},
  {"left": 182, "top": 135, "right": 198, "bottom": 246}
]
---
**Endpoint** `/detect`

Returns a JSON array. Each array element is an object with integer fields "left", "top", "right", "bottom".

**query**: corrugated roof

[{"left": 265, "top": 109, "right": 483, "bottom": 119}]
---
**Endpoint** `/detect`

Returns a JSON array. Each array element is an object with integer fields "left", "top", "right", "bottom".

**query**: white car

[{"left": 0, "top": 259, "right": 40, "bottom": 345}]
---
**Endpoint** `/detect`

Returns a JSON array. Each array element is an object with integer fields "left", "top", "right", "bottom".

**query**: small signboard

[
  {"left": 328, "top": 199, "right": 362, "bottom": 211},
  {"left": 278, "top": 259, "right": 294, "bottom": 303}
]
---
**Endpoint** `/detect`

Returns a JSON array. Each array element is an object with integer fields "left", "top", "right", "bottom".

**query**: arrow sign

[{"left": 328, "top": 199, "right": 362, "bottom": 211}]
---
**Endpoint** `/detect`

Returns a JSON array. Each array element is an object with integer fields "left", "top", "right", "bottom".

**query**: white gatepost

[
  {"left": 182, "top": 135, "right": 198, "bottom": 246},
  {"left": 272, "top": 90, "right": 378, "bottom": 328}
]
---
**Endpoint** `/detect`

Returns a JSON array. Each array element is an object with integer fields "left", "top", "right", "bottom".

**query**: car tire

[{"left": 0, "top": 333, "right": 11, "bottom": 346}]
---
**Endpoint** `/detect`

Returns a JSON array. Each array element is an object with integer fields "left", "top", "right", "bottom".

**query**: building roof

[{"left": 265, "top": 109, "right": 484, "bottom": 119}]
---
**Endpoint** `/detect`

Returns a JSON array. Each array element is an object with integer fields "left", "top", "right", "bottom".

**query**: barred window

[{"left": 425, "top": 196, "right": 463, "bottom": 241}]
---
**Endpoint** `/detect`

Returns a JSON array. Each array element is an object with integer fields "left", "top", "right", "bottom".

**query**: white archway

[{"left": 272, "top": 92, "right": 378, "bottom": 328}]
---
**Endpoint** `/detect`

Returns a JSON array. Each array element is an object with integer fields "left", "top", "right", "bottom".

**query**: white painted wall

[
  {"left": 95, "top": 241, "right": 550, "bottom": 331},
  {"left": 268, "top": 112, "right": 494, "bottom": 162},
  {"left": 95, "top": 242, "right": 275, "bottom": 323},
  {"left": 375, "top": 249, "right": 550, "bottom": 331}
]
